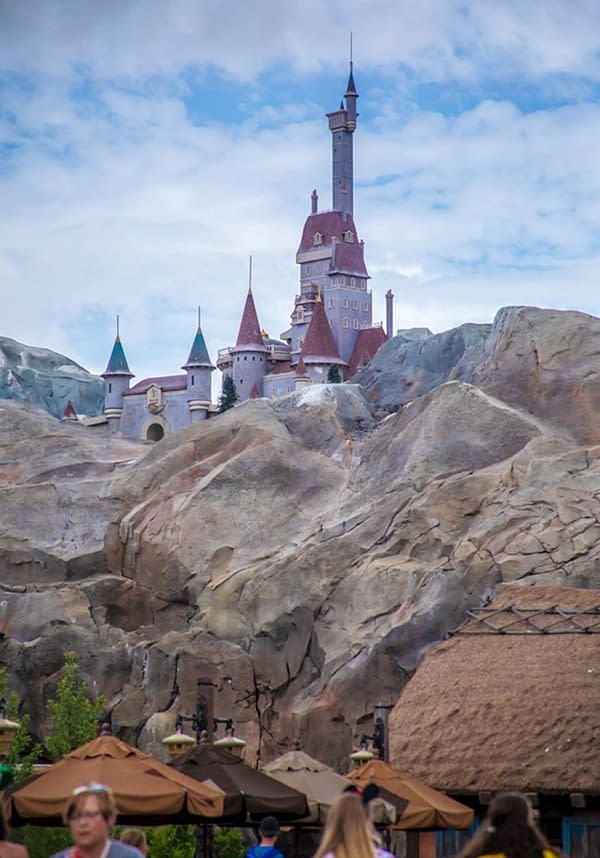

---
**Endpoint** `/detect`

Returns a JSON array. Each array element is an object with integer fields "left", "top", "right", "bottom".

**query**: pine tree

[
  {"left": 218, "top": 375, "right": 239, "bottom": 412},
  {"left": 46, "top": 651, "right": 105, "bottom": 760},
  {"left": 327, "top": 365, "right": 342, "bottom": 384}
]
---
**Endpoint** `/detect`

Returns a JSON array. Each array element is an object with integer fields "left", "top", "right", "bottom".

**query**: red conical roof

[
  {"left": 235, "top": 289, "right": 266, "bottom": 349},
  {"left": 295, "top": 356, "right": 309, "bottom": 378},
  {"left": 301, "top": 297, "right": 345, "bottom": 364}
]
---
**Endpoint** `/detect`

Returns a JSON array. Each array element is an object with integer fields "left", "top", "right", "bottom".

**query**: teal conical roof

[
  {"left": 102, "top": 335, "right": 133, "bottom": 377},
  {"left": 183, "top": 327, "right": 214, "bottom": 369}
]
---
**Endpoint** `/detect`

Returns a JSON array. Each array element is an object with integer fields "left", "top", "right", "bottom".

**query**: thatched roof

[{"left": 389, "top": 584, "right": 600, "bottom": 795}]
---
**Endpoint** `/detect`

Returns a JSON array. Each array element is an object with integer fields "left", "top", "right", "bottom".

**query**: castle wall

[
  {"left": 324, "top": 280, "right": 372, "bottom": 362},
  {"left": 120, "top": 389, "right": 191, "bottom": 440}
]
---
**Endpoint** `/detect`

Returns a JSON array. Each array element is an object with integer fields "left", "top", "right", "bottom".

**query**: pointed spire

[
  {"left": 301, "top": 298, "right": 344, "bottom": 363},
  {"left": 183, "top": 306, "right": 214, "bottom": 369},
  {"left": 295, "top": 356, "right": 309, "bottom": 378},
  {"left": 235, "top": 287, "right": 267, "bottom": 349},
  {"left": 102, "top": 319, "right": 133, "bottom": 377},
  {"left": 62, "top": 400, "right": 78, "bottom": 420}
]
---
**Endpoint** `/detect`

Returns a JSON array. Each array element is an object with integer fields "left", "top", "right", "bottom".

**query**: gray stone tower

[
  {"left": 182, "top": 308, "right": 215, "bottom": 422},
  {"left": 101, "top": 322, "right": 133, "bottom": 432},
  {"left": 327, "top": 62, "right": 358, "bottom": 219},
  {"left": 231, "top": 286, "right": 269, "bottom": 401}
]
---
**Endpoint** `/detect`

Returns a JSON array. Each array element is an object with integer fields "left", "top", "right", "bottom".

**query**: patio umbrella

[
  {"left": 5, "top": 734, "right": 225, "bottom": 826},
  {"left": 169, "top": 741, "right": 308, "bottom": 822},
  {"left": 348, "top": 759, "right": 473, "bottom": 830},
  {"left": 262, "top": 749, "right": 403, "bottom": 825}
]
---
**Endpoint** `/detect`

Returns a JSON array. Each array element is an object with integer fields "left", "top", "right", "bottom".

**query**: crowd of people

[{"left": 0, "top": 783, "right": 563, "bottom": 858}]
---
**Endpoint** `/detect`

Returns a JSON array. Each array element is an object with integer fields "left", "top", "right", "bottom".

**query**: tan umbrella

[
  {"left": 263, "top": 749, "right": 400, "bottom": 825},
  {"left": 5, "top": 735, "right": 224, "bottom": 826},
  {"left": 348, "top": 759, "right": 473, "bottom": 830}
]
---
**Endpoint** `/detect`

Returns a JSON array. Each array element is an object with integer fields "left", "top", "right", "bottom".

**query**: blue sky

[{"left": 2, "top": 0, "right": 600, "bottom": 389}]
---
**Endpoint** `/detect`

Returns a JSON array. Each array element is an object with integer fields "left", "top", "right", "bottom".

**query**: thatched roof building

[{"left": 389, "top": 584, "right": 600, "bottom": 830}]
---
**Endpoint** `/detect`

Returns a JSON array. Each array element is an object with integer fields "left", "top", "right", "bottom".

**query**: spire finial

[
  {"left": 198, "top": 305, "right": 201, "bottom": 329},
  {"left": 350, "top": 31, "right": 353, "bottom": 68},
  {"left": 248, "top": 254, "right": 253, "bottom": 295},
  {"left": 116, "top": 314, "right": 120, "bottom": 339}
]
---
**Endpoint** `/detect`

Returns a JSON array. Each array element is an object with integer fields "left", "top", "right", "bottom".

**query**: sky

[{"left": 2, "top": 1, "right": 600, "bottom": 388}]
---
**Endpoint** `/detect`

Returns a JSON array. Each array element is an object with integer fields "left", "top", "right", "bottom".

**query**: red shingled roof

[
  {"left": 296, "top": 211, "right": 359, "bottom": 255},
  {"left": 235, "top": 289, "right": 267, "bottom": 349},
  {"left": 330, "top": 240, "right": 369, "bottom": 277},
  {"left": 124, "top": 375, "right": 187, "bottom": 395},
  {"left": 347, "top": 327, "right": 387, "bottom": 376},
  {"left": 301, "top": 298, "right": 345, "bottom": 364}
]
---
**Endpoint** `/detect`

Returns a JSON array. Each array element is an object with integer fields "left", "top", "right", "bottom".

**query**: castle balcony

[
  {"left": 216, "top": 347, "right": 233, "bottom": 370},
  {"left": 267, "top": 343, "right": 291, "bottom": 361}
]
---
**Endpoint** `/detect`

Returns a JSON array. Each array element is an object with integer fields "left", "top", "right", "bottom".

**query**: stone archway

[{"left": 146, "top": 422, "right": 165, "bottom": 442}]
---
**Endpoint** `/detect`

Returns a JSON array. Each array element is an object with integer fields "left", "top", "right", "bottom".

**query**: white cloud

[{"left": 1, "top": 0, "right": 600, "bottom": 388}]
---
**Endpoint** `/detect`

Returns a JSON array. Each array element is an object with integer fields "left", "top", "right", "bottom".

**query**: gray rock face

[
  {"left": 2, "top": 307, "right": 600, "bottom": 771},
  {"left": 0, "top": 336, "right": 104, "bottom": 418}
]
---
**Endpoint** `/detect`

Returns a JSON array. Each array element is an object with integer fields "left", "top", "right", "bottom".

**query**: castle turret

[
  {"left": 101, "top": 322, "right": 133, "bottom": 433},
  {"left": 327, "top": 61, "right": 358, "bottom": 219},
  {"left": 301, "top": 293, "right": 347, "bottom": 383},
  {"left": 182, "top": 307, "right": 215, "bottom": 422},
  {"left": 231, "top": 271, "right": 269, "bottom": 402}
]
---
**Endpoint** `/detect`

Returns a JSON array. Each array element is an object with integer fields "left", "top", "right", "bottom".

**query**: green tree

[
  {"left": 0, "top": 668, "right": 42, "bottom": 782},
  {"left": 214, "top": 828, "right": 245, "bottom": 858},
  {"left": 46, "top": 651, "right": 105, "bottom": 761},
  {"left": 218, "top": 376, "right": 239, "bottom": 412},
  {"left": 147, "top": 824, "right": 196, "bottom": 858},
  {"left": 327, "top": 365, "right": 342, "bottom": 383}
]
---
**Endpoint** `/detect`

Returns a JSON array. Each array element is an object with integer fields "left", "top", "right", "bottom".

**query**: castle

[{"left": 101, "top": 64, "right": 394, "bottom": 442}]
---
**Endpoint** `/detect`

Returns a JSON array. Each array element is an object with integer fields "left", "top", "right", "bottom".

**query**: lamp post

[{"left": 165, "top": 678, "right": 246, "bottom": 757}]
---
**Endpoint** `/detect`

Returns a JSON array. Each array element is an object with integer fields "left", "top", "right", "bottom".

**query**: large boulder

[{"left": 2, "top": 307, "right": 600, "bottom": 769}]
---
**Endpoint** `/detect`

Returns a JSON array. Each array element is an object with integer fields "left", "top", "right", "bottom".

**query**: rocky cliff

[
  {"left": 0, "top": 336, "right": 104, "bottom": 418},
  {"left": 1, "top": 306, "right": 600, "bottom": 769}
]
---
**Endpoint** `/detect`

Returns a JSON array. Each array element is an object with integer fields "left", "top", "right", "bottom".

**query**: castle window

[
  {"left": 363, "top": 301, "right": 368, "bottom": 311},
  {"left": 299, "top": 338, "right": 304, "bottom": 348},
  {"left": 343, "top": 317, "right": 349, "bottom": 328},
  {"left": 353, "top": 319, "right": 359, "bottom": 329},
  {"left": 351, "top": 277, "right": 355, "bottom": 288},
  {"left": 328, "top": 298, "right": 334, "bottom": 308},
  {"left": 297, "top": 306, "right": 304, "bottom": 323},
  {"left": 316, "top": 261, "right": 322, "bottom": 274},
  {"left": 108, "top": 383, "right": 112, "bottom": 393},
  {"left": 344, "top": 229, "right": 354, "bottom": 243},
  {"left": 313, "top": 232, "right": 323, "bottom": 246},
  {"left": 343, "top": 298, "right": 349, "bottom": 308},
  {"left": 191, "top": 375, "right": 195, "bottom": 385},
  {"left": 305, "top": 264, "right": 311, "bottom": 275},
  {"left": 252, "top": 356, "right": 255, "bottom": 361},
  {"left": 244, "top": 356, "right": 247, "bottom": 361},
  {"left": 353, "top": 299, "right": 359, "bottom": 309}
]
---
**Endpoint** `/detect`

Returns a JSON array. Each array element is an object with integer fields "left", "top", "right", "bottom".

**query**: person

[
  {"left": 119, "top": 829, "right": 148, "bottom": 856},
  {"left": 246, "top": 816, "right": 284, "bottom": 858},
  {"left": 0, "top": 803, "right": 28, "bottom": 858},
  {"left": 314, "top": 793, "right": 394, "bottom": 858},
  {"left": 50, "top": 783, "right": 144, "bottom": 858},
  {"left": 459, "top": 792, "right": 563, "bottom": 858}
]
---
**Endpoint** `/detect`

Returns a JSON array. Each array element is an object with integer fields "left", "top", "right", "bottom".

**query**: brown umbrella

[
  {"left": 348, "top": 759, "right": 474, "bottom": 830},
  {"left": 5, "top": 735, "right": 225, "bottom": 826},
  {"left": 263, "top": 749, "right": 402, "bottom": 825},
  {"left": 169, "top": 741, "right": 308, "bottom": 822}
]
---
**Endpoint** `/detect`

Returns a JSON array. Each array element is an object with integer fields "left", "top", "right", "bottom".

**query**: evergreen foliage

[
  {"left": 327, "top": 365, "right": 342, "bottom": 383},
  {"left": 0, "top": 668, "right": 41, "bottom": 782},
  {"left": 147, "top": 824, "right": 196, "bottom": 858},
  {"left": 46, "top": 652, "right": 105, "bottom": 761},
  {"left": 218, "top": 376, "right": 240, "bottom": 411},
  {"left": 214, "top": 828, "right": 246, "bottom": 858}
]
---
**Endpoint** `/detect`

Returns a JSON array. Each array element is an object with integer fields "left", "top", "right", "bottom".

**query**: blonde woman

[{"left": 314, "top": 793, "right": 393, "bottom": 858}]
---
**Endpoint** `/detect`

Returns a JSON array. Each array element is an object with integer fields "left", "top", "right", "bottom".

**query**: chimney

[
  {"left": 311, "top": 189, "right": 318, "bottom": 214},
  {"left": 385, "top": 289, "right": 394, "bottom": 339}
]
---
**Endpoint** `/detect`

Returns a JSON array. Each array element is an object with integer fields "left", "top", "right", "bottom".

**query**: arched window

[{"left": 343, "top": 317, "right": 349, "bottom": 328}]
